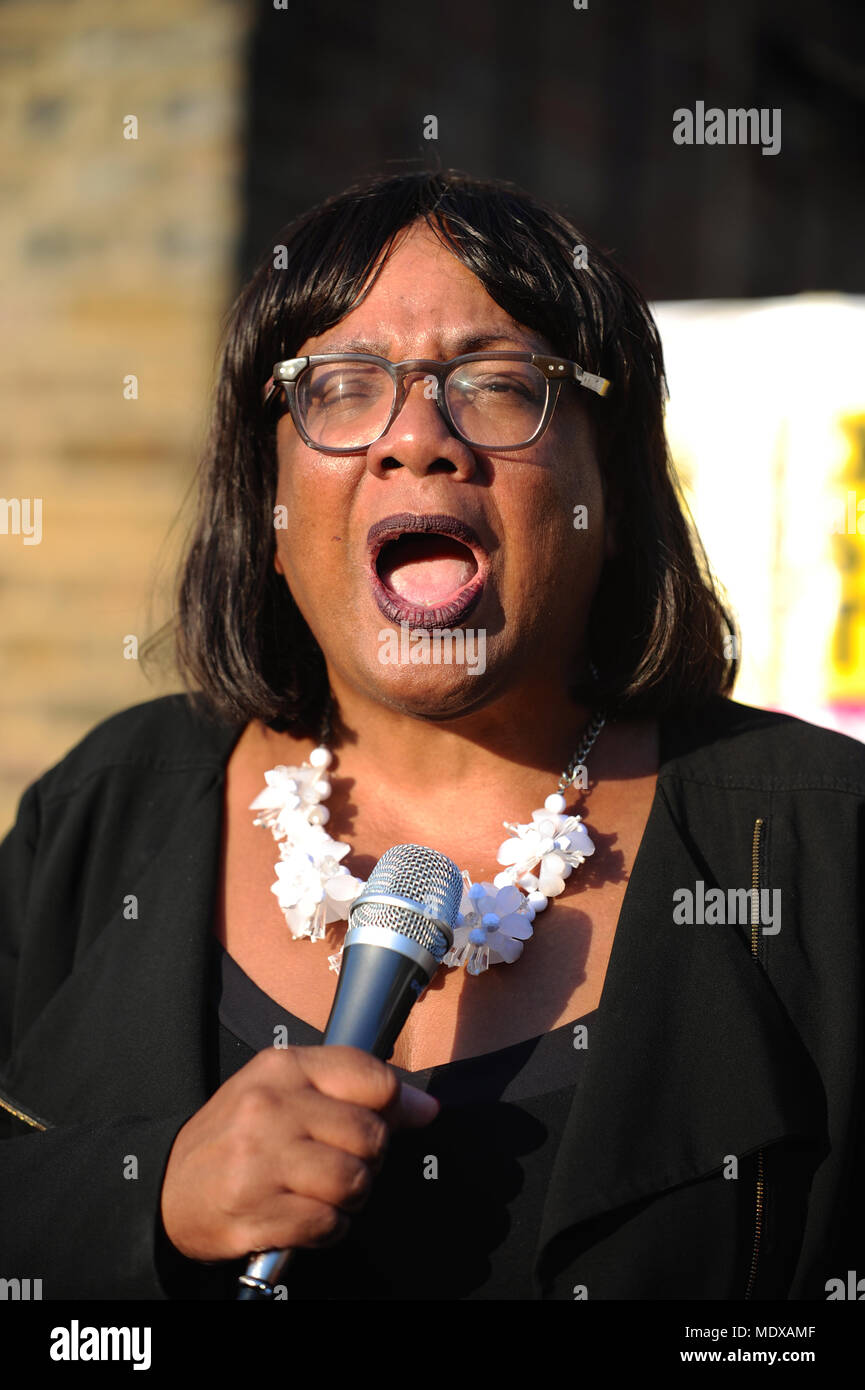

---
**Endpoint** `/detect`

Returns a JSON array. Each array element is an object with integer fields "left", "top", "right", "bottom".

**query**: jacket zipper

[
  {"left": 744, "top": 816, "right": 765, "bottom": 1299},
  {"left": 0, "top": 1091, "right": 48, "bottom": 1131}
]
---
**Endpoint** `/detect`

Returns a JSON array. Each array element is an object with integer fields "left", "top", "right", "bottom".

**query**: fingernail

[{"left": 402, "top": 1085, "right": 440, "bottom": 1122}]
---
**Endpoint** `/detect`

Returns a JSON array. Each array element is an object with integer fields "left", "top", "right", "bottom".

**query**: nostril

[{"left": 375, "top": 457, "right": 457, "bottom": 474}]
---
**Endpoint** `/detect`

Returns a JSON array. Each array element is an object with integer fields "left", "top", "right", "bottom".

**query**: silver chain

[
  {"left": 557, "top": 659, "right": 606, "bottom": 792},
  {"left": 557, "top": 708, "right": 607, "bottom": 792}
]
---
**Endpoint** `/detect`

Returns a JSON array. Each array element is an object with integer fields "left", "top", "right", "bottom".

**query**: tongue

[{"left": 379, "top": 535, "right": 476, "bottom": 606}]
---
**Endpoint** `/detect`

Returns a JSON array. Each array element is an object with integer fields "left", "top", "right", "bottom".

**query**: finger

[
  {"left": 290, "top": 1045, "right": 402, "bottom": 1113},
  {"left": 292, "top": 1050, "right": 440, "bottom": 1129},
  {"left": 275, "top": 1136, "right": 376, "bottom": 1214},
  {"left": 292, "top": 1090, "right": 392, "bottom": 1171},
  {"left": 291, "top": 1048, "right": 440, "bottom": 1127},
  {"left": 384, "top": 1082, "right": 441, "bottom": 1129},
  {"left": 239, "top": 1192, "right": 353, "bottom": 1259}
]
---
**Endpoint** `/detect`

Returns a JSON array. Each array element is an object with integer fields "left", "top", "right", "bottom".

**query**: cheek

[
  {"left": 273, "top": 447, "right": 346, "bottom": 546},
  {"left": 514, "top": 461, "right": 604, "bottom": 558},
  {"left": 272, "top": 453, "right": 358, "bottom": 607},
  {"left": 549, "top": 427, "right": 606, "bottom": 533},
  {"left": 273, "top": 457, "right": 320, "bottom": 585},
  {"left": 274, "top": 452, "right": 315, "bottom": 520}
]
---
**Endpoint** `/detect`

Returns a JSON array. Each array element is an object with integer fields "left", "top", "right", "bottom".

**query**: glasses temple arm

[{"left": 574, "top": 367, "right": 611, "bottom": 397}]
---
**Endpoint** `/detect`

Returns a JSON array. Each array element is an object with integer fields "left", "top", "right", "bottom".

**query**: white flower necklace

[{"left": 250, "top": 708, "right": 607, "bottom": 977}]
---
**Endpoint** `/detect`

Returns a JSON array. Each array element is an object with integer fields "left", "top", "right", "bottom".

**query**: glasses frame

[{"left": 262, "top": 351, "right": 611, "bottom": 454}]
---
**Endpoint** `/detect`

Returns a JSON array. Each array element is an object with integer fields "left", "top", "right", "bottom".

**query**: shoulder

[
  {"left": 33, "top": 693, "right": 243, "bottom": 806},
  {"left": 659, "top": 695, "right": 865, "bottom": 794}
]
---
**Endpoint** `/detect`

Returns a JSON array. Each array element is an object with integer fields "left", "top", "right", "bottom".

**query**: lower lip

[{"left": 369, "top": 567, "right": 486, "bottom": 629}]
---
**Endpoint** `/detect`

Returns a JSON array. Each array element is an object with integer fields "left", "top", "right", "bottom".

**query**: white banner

[{"left": 653, "top": 295, "right": 865, "bottom": 741}]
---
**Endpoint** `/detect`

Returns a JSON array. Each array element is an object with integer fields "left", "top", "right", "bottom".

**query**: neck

[{"left": 323, "top": 672, "right": 603, "bottom": 802}]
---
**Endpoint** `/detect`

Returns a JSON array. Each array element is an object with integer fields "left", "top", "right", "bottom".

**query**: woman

[{"left": 1, "top": 170, "right": 862, "bottom": 1301}]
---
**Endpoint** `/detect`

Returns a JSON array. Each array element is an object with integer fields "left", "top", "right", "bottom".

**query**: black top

[
  {"left": 217, "top": 942, "right": 596, "bottom": 1299},
  {"left": 1, "top": 692, "right": 863, "bottom": 1299}
]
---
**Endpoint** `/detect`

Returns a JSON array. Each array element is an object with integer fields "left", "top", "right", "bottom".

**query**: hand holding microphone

[
  {"left": 158, "top": 845, "right": 461, "bottom": 1297},
  {"left": 236, "top": 843, "right": 462, "bottom": 1297},
  {"left": 159, "top": 1042, "right": 438, "bottom": 1265}
]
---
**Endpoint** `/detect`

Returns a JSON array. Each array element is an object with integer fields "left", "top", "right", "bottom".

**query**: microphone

[{"left": 236, "top": 842, "right": 463, "bottom": 1300}]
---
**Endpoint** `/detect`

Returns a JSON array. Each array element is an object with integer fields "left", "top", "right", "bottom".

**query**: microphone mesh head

[{"left": 348, "top": 843, "right": 463, "bottom": 961}]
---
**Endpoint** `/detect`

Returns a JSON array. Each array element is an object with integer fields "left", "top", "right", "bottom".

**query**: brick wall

[{"left": 0, "top": 0, "right": 251, "bottom": 832}]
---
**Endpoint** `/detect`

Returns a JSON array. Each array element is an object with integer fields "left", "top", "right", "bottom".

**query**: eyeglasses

[{"left": 262, "top": 352, "right": 611, "bottom": 453}]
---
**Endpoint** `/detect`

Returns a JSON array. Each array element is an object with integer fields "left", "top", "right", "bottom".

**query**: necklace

[{"left": 250, "top": 707, "right": 606, "bottom": 977}]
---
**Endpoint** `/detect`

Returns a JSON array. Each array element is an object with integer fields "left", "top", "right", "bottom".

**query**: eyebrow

[{"left": 309, "top": 332, "right": 543, "bottom": 357}]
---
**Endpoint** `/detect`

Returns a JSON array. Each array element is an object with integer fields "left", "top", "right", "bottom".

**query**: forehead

[{"left": 300, "top": 221, "right": 552, "bottom": 358}]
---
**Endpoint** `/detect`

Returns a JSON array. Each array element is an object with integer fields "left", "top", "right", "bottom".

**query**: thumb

[{"left": 390, "top": 1082, "right": 441, "bottom": 1128}]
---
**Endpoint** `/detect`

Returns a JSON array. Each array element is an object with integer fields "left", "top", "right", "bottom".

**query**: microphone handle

[
  {"left": 236, "top": 940, "right": 432, "bottom": 1300},
  {"left": 318, "top": 936, "right": 431, "bottom": 1054}
]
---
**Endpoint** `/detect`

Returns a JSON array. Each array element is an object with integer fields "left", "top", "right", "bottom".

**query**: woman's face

[{"left": 272, "top": 220, "right": 614, "bottom": 721}]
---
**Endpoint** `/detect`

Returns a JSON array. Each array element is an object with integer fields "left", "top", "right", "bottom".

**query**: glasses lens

[
  {"left": 445, "top": 359, "right": 547, "bottom": 446},
  {"left": 297, "top": 361, "right": 394, "bottom": 449}
]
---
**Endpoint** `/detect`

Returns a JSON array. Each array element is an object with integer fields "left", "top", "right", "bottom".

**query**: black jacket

[{"left": 0, "top": 693, "right": 863, "bottom": 1299}]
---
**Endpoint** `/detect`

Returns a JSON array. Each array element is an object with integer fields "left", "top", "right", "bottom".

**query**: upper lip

[{"left": 366, "top": 512, "right": 489, "bottom": 570}]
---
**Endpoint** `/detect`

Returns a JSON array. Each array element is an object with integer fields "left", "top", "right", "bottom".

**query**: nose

[{"left": 364, "top": 371, "right": 479, "bottom": 481}]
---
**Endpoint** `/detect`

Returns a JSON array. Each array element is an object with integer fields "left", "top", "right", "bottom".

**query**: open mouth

[
  {"left": 379, "top": 532, "right": 477, "bottom": 603},
  {"left": 367, "top": 513, "right": 488, "bottom": 629}
]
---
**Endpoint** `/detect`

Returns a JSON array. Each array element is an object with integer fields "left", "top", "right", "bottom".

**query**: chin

[
  {"left": 361, "top": 663, "right": 499, "bottom": 723},
  {"left": 364, "top": 616, "right": 489, "bottom": 676}
]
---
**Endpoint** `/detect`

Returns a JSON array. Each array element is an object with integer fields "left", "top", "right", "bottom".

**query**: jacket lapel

[{"left": 534, "top": 720, "right": 829, "bottom": 1277}]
